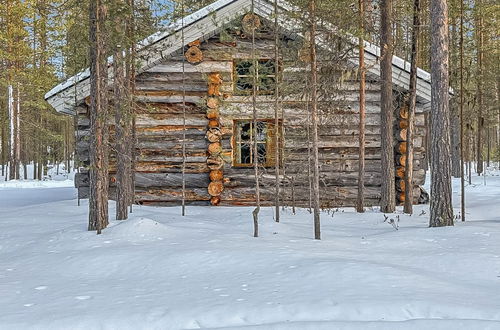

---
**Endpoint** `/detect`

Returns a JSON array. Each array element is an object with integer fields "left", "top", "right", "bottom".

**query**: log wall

[{"left": 74, "top": 22, "right": 429, "bottom": 208}]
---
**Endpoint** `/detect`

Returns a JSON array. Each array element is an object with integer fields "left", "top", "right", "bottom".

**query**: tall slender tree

[
  {"left": 273, "top": 0, "right": 281, "bottom": 223},
  {"left": 380, "top": 0, "right": 396, "bottom": 213},
  {"left": 114, "top": 0, "right": 132, "bottom": 220},
  {"left": 429, "top": 0, "right": 454, "bottom": 227},
  {"left": 459, "top": 0, "right": 465, "bottom": 221},
  {"left": 251, "top": 0, "right": 260, "bottom": 238},
  {"left": 475, "top": 0, "right": 484, "bottom": 176},
  {"left": 88, "top": 0, "right": 110, "bottom": 233},
  {"left": 404, "top": 0, "right": 421, "bottom": 214},
  {"left": 309, "top": 0, "right": 321, "bottom": 240},
  {"left": 356, "top": 0, "right": 366, "bottom": 213}
]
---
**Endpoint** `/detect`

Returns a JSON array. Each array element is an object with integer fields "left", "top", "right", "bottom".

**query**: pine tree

[
  {"left": 88, "top": 0, "right": 110, "bottom": 233},
  {"left": 429, "top": 0, "right": 454, "bottom": 227},
  {"left": 380, "top": 0, "right": 396, "bottom": 213}
]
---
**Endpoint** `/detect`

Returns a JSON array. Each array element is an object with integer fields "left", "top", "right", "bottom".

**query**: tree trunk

[
  {"left": 380, "top": 0, "right": 395, "bottom": 213},
  {"left": 403, "top": 0, "right": 420, "bottom": 214},
  {"left": 251, "top": 0, "right": 260, "bottom": 238},
  {"left": 114, "top": 31, "right": 130, "bottom": 220},
  {"left": 476, "top": 2, "right": 484, "bottom": 175},
  {"left": 356, "top": 0, "right": 366, "bottom": 213},
  {"left": 310, "top": 0, "right": 321, "bottom": 240},
  {"left": 88, "top": 0, "right": 109, "bottom": 233},
  {"left": 273, "top": 0, "right": 280, "bottom": 222},
  {"left": 429, "top": 0, "right": 454, "bottom": 227},
  {"left": 459, "top": 0, "right": 465, "bottom": 221}
]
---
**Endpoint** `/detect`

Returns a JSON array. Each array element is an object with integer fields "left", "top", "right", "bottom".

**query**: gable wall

[{"left": 74, "top": 24, "right": 429, "bottom": 208}]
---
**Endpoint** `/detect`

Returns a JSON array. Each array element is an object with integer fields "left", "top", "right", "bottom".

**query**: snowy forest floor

[{"left": 1, "top": 170, "right": 500, "bottom": 329}]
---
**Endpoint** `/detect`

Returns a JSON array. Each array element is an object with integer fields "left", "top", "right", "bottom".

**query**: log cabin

[{"left": 45, "top": 0, "right": 434, "bottom": 208}]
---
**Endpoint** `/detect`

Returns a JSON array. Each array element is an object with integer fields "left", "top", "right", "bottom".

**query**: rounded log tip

[
  {"left": 242, "top": 13, "right": 261, "bottom": 33},
  {"left": 399, "top": 107, "right": 409, "bottom": 119},
  {"left": 206, "top": 128, "right": 222, "bottom": 143},
  {"left": 208, "top": 73, "right": 223, "bottom": 85},
  {"left": 188, "top": 39, "right": 201, "bottom": 47},
  {"left": 206, "top": 97, "right": 219, "bottom": 109},
  {"left": 396, "top": 179, "right": 406, "bottom": 191},
  {"left": 208, "top": 119, "right": 220, "bottom": 128},
  {"left": 185, "top": 46, "right": 203, "bottom": 64},
  {"left": 210, "top": 196, "right": 221, "bottom": 206},
  {"left": 208, "top": 84, "right": 222, "bottom": 97},
  {"left": 210, "top": 170, "right": 224, "bottom": 182},
  {"left": 397, "top": 142, "right": 407, "bottom": 154},
  {"left": 206, "top": 109, "right": 219, "bottom": 120},
  {"left": 399, "top": 119, "right": 409, "bottom": 129},
  {"left": 208, "top": 181, "right": 224, "bottom": 196},
  {"left": 207, "top": 155, "right": 224, "bottom": 170},
  {"left": 208, "top": 142, "right": 222, "bottom": 155},
  {"left": 398, "top": 154, "right": 407, "bottom": 166},
  {"left": 396, "top": 166, "right": 405, "bottom": 179}
]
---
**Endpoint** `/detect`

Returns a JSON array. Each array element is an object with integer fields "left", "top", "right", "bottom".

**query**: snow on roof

[{"left": 45, "top": 0, "right": 435, "bottom": 114}]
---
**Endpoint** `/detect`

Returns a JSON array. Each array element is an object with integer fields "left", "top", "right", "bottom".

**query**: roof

[{"left": 45, "top": 0, "right": 433, "bottom": 115}]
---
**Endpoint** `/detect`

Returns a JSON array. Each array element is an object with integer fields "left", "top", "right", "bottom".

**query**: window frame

[
  {"left": 233, "top": 59, "right": 278, "bottom": 96},
  {"left": 232, "top": 119, "right": 281, "bottom": 168}
]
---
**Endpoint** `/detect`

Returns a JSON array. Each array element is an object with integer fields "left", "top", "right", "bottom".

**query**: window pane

[
  {"left": 259, "top": 60, "right": 276, "bottom": 75},
  {"left": 240, "top": 122, "right": 251, "bottom": 141},
  {"left": 256, "top": 122, "right": 267, "bottom": 141},
  {"left": 257, "top": 143, "right": 267, "bottom": 163},
  {"left": 240, "top": 143, "right": 252, "bottom": 164},
  {"left": 236, "top": 61, "right": 252, "bottom": 75}
]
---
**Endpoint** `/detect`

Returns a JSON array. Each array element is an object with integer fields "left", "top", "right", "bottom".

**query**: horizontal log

[
  {"left": 136, "top": 127, "right": 206, "bottom": 137},
  {"left": 134, "top": 172, "right": 209, "bottom": 188},
  {"left": 136, "top": 113, "right": 208, "bottom": 127},
  {"left": 125, "top": 161, "right": 209, "bottom": 173},
  {"left": 135, "top": 95, "right": 203, "bottom": 104},
  {"left": 147, "top": 61, "right": 233, "bottom": 73},
  {"left": 134, "top": 188, "right": 210, "bottom": 202},
  {"left": 135, "top": 102, "right": 203, "bottom": 115},
  {"left": 135, "top": 82, "right": 207, "bottom": 92}
]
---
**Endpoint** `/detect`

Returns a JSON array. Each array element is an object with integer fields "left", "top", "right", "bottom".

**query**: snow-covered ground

[{"left": 0, "top": 170, "right": 499, "bottom": 329}]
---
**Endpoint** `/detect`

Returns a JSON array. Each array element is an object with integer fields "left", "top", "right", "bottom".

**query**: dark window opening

[
  {"left": 234, "top": 59, "right": 277, "bottom": 95},
  {"left": 233, "top": 120, "right": 280, "bottom": 167}
]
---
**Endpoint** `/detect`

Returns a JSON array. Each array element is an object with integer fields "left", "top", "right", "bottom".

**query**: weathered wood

[
  {"left": 185, "top": 46, "right": 203, "bottom": 64},
  {"left": 134, "top": 172, "right": 209, "bottom": 188},
  {"left": 208, "top": 119, "right": 220, "bottom": 128},
  {"left": 399, "top": 119, "right": 409, "bottom": 129},
  {"left": 146, "top": 61, "right": 232, "bottom": 73},
  {"left": 207, "top": 155, "right": 224, "bottom": 170},
  {"left": 397, "top": 142, "right": 407, "bottom": 154},
  {"left": 242, "top": 13, "right": 261, "bottom": 33},
  {"left": 397, "top": 128, "right": 408, "bottom": 141},
  {"left": 207, "top": 97, "right": 219, "bottom": 109},
  {"left": 208, "top": 142, "right": 222, "bottom": 155},
  {"left": 210, "top": 196, "right": 221, "bottom": 206},
  {"left": 397, "top": 154, "right": 407, "bottom": 166},
  {"left": 206, "top": 109, "right": 219, "bottom": 120},
  {"left": 135, "top": 188, "right": 210, "bottom": 202},
  {"left": 208, "top": 181, "right": 224, "bottom": 196},
  {"left": 206, "top": 128, "right": 222, "bottom": 142},
  {"left": 210, "top": 170, "right": 224, "bottom": 181}
]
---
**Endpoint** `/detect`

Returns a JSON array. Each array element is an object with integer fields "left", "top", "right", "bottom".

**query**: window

[
  {"left": 234, "top": 59, "right": 276, "bottom": 95},
  {"left": 233, "top": 120, "right": 280, "bottom": 167}
]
